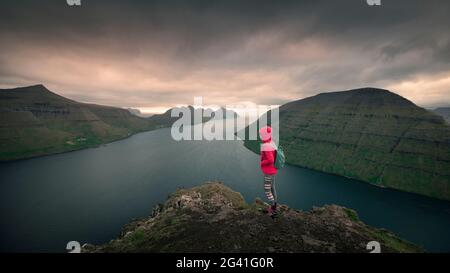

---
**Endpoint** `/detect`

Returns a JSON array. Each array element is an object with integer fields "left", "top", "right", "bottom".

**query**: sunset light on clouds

[{"left": 1, "top": 0, "right": 449, "bottom": 113}]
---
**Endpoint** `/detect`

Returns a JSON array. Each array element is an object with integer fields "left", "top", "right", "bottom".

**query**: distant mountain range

[
  {"left": 148, "top": 106, "right": 239, "bottom": 127},
  {"left": 146, "top": 105, "right": 214, "bottom": 128},
  {"left": 243, "top": 88, "right": 450, "bottom": 201},
  {"left": 126, "top": 108, "right": 148, "bottom": 118},
  {"left": 211, "top": 107, "right": 239, "bottom": 119},
  {"left": 434, "top": 107, "right": 450, "bottom": 124},
  {"left": 0, "top": 85, "right": 239, "bottom": 161}
]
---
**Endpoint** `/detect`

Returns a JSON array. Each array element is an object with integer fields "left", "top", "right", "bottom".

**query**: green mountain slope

[
  {"left": 83, "top": 182, "right": 422, "bottom": 253},
  {"left": 0, "top": 84, "right": 158, "bottom": 161},
  {"left": 243, "top": 88, "right": 450, "bottom": 200}
]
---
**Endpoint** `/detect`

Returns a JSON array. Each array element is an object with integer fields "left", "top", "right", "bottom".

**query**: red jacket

[{"left": 260, "top": 139, "right": 277, "bottom": 175}]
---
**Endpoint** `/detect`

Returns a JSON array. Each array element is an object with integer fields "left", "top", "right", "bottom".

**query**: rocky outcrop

[
  {"left": 244, "top": 88, "right": 450, "bottom": 200},
  {"left": 83, "top": 182, "right": 422, "bottom": 253}
]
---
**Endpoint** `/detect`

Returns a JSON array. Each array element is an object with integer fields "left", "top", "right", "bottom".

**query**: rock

[{"left": 83, "top": 182, "right": 423, "bottom": 253}]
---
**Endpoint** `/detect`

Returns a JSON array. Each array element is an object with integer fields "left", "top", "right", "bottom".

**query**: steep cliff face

[
  {"left": 83, "top": 182, "right": 422, "bottom": 253},
  {"left": 244, "top": 88, "right": 450, "bottom": 200},
  {"left": 0, "top": 85, "right": 157, "bottom": 161}
]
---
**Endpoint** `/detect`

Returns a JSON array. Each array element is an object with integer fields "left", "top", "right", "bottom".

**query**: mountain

[
  {"left": 147, "top": 106, "right": 214, "bottom": 128},
  {"left": 83, "top": 182, "right": 422, "bottom": 253},
  {"left": 0, "top": 84, "right": 158, "bottom": 161},
  {"left": 243, "top": 88, "right": 450, "bottom": 200},
  {"left": 126, "top": 108, "right": 147, "bottom": 118},
  {"left": 211, "top": 107, "right": 239, "bottom": 119},
  {"left": 434, "top": 107, "right": 450, "bottom": 124}
]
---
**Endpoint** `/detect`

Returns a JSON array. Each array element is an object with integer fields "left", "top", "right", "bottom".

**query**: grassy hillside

[
  {"left": 0, "top": 84, "right": 158, "bottom": 161},
  {"left": 243, "top": 88, "right": 450, "bottom": 200}
]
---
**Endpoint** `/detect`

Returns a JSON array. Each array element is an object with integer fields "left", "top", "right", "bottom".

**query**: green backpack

[{"left": 274, "top": 145, "right": 286, "bottom": 169}]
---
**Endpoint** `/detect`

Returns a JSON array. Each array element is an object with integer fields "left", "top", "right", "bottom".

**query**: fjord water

[{"left": 1, "top": 123, "right": 450, "bottom": 252}]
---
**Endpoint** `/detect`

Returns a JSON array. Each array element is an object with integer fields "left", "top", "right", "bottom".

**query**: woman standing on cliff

[{"left": 259, "top": 126, "right": 278, "bottom": 218}]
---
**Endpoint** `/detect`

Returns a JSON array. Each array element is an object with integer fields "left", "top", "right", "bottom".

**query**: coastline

[{"left": 0, "top": 126, "right": 167, "bottom": 163}]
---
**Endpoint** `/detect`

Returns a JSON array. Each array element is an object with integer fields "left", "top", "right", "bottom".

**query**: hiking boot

[
  {"left": 264, "top": 205, "right": 274, "bottom": 216},
  {"left": 265, "top": 205, "right": 278, "bottom": 218},
  {"left": 271, "top": 203, "right": 277, "bottom": 211},
  {"left": 270, "top": 205, "right": 278, "bottom": 218}
]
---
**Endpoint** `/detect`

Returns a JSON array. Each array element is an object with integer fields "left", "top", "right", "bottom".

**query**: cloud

[{"left": 0, "top": 0, "right": 449, "bottom": 111}]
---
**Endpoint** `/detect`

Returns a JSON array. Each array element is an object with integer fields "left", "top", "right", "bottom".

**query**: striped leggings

[{"left": 264, "top": 175, "right": 277, "bottom": 205}]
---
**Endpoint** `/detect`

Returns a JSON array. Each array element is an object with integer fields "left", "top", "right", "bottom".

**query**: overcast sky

[{"left": 1, "top": 0, "right": 449, "bottom": 113}]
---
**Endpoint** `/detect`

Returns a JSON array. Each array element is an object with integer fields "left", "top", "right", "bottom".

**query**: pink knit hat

[{"left": 259, "top": 126, "right": 272, "bottom": 141}]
